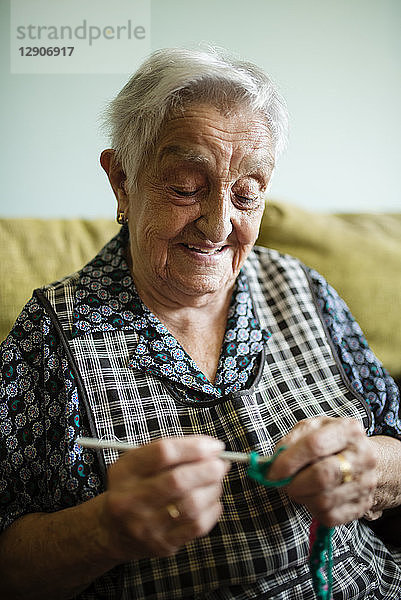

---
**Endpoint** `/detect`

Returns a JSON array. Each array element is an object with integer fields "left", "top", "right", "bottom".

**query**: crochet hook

[{"left": 76, "top": 436, "right": 272, "bottom": 464}]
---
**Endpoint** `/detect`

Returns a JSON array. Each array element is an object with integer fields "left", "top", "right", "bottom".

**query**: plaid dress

[{"left": 32, "top": 232, "right": 400, "bottom": 600}]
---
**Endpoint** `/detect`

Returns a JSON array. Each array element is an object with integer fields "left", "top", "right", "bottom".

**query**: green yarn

[
  {"left": 248, "top": 446, "right": 292, "bottom": 487},
  {"left": 309, "top": 522, "right": 333, "bottom": 600},
  {"left": 247, "top": 446, "right": 333, "bottom": 600}
]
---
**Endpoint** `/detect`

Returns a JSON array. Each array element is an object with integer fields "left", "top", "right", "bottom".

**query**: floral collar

[{"left": 72, "top": 227, "right": 271, "bottom": 399}]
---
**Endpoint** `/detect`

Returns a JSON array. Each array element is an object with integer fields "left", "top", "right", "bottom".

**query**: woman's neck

[{"left": 133, "top": 275, "right": 234, "bottom": 384}]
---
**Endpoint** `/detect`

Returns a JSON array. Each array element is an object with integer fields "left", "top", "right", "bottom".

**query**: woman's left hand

[{"left": 267, "top": 417, "right": 378, "bottom": 527}]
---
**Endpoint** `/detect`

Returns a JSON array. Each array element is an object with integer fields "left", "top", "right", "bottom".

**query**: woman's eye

[
  {"left": 170, "top": 187, "right": 199, "bottom": 197},
  {"left": 232, "top": 178, "right": 261, "bottom": 208},
  {"left": 234, "top": 193, "right": 259, "bottom": 207}
]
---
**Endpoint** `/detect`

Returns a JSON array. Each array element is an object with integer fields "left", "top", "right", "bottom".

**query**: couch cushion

[
  {"left": 1, "top": 203, "right": 400, "bottom": 378},
  {"left": 0, "top": 217, "right": 119, "bottom": 336},
  {"left": 257, "top": 202, "right": 401, "bottom": 378}
]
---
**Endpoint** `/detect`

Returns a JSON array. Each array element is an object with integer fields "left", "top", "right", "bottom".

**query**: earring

[{"left": 116, "top": 212, "right": 128, "bottom": 225}]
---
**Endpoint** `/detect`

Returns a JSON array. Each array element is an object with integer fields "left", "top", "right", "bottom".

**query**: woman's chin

[{"left": 165, "top": 270, "right": 235, "bottom": 300}]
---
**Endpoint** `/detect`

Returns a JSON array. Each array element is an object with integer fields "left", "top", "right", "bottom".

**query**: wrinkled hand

[
  {"left": 268, "top": 417, "right": 378, "bottom": 527},
  {"left": 99, "top": 436, "right": 229, "bottom": 562}
]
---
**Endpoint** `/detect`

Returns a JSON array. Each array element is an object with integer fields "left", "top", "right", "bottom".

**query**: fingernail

[{"left": 206, "top": 438, "right": 226, "bottom": 451}]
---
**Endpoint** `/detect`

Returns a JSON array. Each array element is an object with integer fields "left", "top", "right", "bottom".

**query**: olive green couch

[{"left": 1, "top": 201, "right": 400, "bottom": 383}]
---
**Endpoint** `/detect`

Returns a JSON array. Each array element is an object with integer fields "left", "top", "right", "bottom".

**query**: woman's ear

[{"left": 100, "top": 149, "right": 128, "bottom": 210}]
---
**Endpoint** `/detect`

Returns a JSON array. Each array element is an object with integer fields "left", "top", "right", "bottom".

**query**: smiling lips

[{"left": 183, "top": 243, "right": 226, "bottom": 255}]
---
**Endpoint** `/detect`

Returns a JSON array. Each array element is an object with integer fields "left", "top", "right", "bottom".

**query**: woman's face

[{"left": 123, "top": 104, "right": 274, "bottom": 304}]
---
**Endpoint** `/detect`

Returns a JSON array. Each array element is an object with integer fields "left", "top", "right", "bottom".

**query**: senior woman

[{"left": 0, "top": 48, "right": 400, "bottom": 600}]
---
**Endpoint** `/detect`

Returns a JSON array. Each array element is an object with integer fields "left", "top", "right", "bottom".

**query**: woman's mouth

[{"left": 182, "top": 243, "right": 226, "bottom": 255}]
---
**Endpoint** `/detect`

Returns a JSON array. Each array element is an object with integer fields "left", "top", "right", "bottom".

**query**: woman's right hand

[{"left": 98, "top": 436, "right": 229, "bottom": 562}]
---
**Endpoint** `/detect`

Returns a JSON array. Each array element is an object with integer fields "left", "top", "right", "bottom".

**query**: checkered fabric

[{"left": 41, "top": 245, "right": 401, "bottom": 600}]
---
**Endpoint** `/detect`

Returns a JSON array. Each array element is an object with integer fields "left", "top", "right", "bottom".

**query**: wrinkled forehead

[
  {"left": 154, "top": 103, "right": 275, "bottom": 177},
  {"left": 158, "top": 145, "right": 273, "bottom": 178}
]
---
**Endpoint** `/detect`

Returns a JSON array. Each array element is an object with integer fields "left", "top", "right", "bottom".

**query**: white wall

[{"left": 1, "top": 0, "right": 400, "bottom": 217}]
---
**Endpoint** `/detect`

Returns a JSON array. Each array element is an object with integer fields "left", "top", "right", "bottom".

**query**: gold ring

[
  {"left": 166, "top": 503, "right": 180, "bottom": 519},
  {"left": 337, "top": 453, "right": 353, "bottom": 484}
]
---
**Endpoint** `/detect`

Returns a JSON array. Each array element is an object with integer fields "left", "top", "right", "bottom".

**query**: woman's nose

[{"left": 196, "top": 193, "right": 233, "bottom": 243}]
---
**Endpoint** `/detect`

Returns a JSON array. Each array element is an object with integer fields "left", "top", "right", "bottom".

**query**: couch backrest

[{"left": 1, "top": 201, "right": 400, "bottom": 378}]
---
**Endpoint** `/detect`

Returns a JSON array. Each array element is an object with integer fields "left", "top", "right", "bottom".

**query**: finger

[
  {"left": 115, "top": 435, "right": 225, "bottom": 477},
  {"left": 106, "top": 457, "right": 229, "bottom": 523},
  {"left": 277, "top": 417, "right": 334, "bottom": 447},
  {"left": 289, "top": 471, "right": 377, "bottom": 527},
  {"left": 138, "top": 485, "right": 225, "bottom": 555},
  {"left": 103, "top": 487, "right": 222, "bottom": 560},
  {"left": 288, "top": 455, "right": 345, "bottom": 494},
  {"left": 268, "top": 418, "right": 365, "bottom": 480},
  {"left": 311, "top": 487, "right": 377, "bottom": 528},
  {"left": 288, "top": 447, "right": 376, "bottom": 495},
  {"left": 364, "top": 508, "right": 384, "bottom": 521},
  {"left": 167, "top": 499, "right": 224, "bottom": 547},
  {"left": 141, "top": 458, "right": 230, "bottom": 507},
  {"left": 290, "top": 469, "right": 377, "bottom": 507},
  {"left": 102, "top": 451, "right": 227, "bottom": 561},
  {"left": 163, "top": 482, "right": 224, "bottom": 522}
]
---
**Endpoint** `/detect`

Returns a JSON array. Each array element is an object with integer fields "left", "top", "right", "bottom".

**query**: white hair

[{"left": 103, "top": 46, "right": 288, "bottom": 192}]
